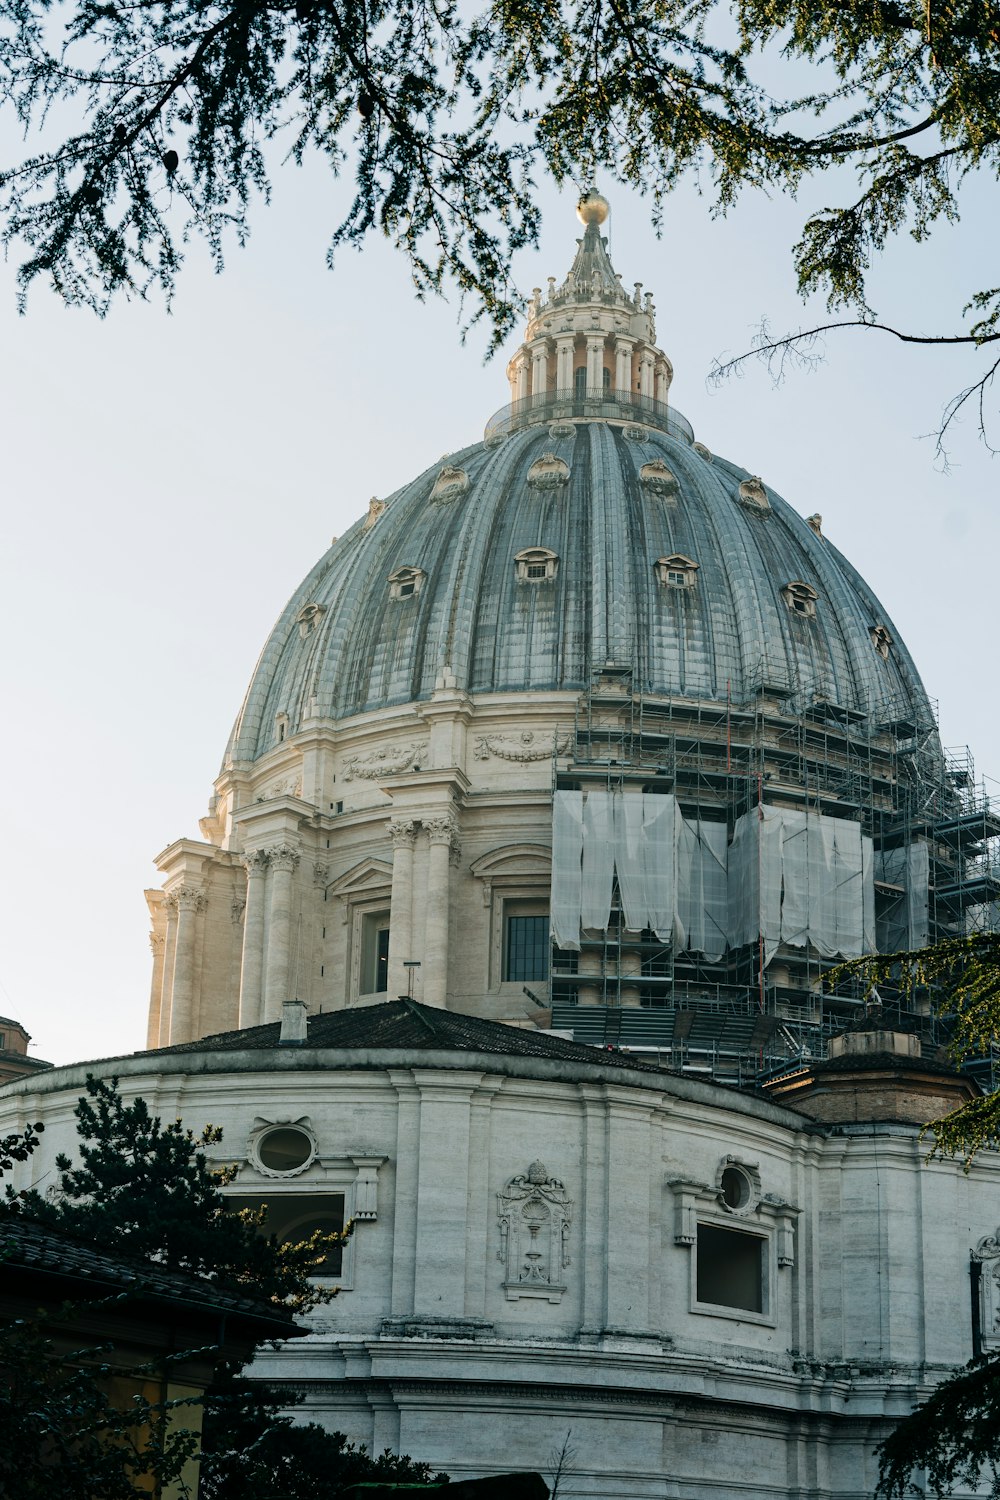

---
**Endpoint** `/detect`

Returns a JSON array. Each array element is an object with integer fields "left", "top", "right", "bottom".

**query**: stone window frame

[
  {"left": 295, "top": 601, "right": 327, "bottom": 638},
  {"left": 668, "top": 1163, "right": 799, "bottom": 1328},
  {"left": 325, "top": 859, "right": 394, "bottom": 1003},
  {"left": 654, "top": 554, "right": 699, "bottom": 590},
  {"left": 229, "top": 1123, "right": 388, "bottom": 1293},
  {"left": 782, "top": 580, "right": 819, "bottom": 619},
  {"left": 514, "top": 547, "right": 559, "bottom": 583},
  {"left": 470, "top": 844, "right": 552, "bottom": 993},
  {"left": 388, "top": 565, "right": 426, "bottom": 602}
]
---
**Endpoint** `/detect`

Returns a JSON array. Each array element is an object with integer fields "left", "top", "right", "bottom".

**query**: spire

[{"left": 496, "top": 193, "right": 677, "bottom": 436}]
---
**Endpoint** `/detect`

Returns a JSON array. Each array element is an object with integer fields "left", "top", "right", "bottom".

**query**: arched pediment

[{"left": 470, "top": 844, "right": 552, "bottom": 880}]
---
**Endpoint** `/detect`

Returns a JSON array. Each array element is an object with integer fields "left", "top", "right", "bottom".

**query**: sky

[{"left": 1, "top": 122, "right": 997, "bottom": 1069}]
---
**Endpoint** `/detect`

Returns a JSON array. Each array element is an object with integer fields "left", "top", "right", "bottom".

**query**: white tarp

[
  {"left": 726, "top": 806, "right": 872, "bottom": 963},
  {"left": 876, "top": 840, "right": 930, "bottom": 950},
  {"left": 676, "top": 818, "right": 728, "bottom": 962},
  {"left": 550, "top": 790, "right": 584, "bottom": 949}
]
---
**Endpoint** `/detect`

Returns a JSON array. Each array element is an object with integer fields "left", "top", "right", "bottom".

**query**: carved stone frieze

[
  {"left": 474, "top": 730, "right": 570, "bottom": 762},
  {"left": 343, "top": 741, "right": 428, "bottom": 781},
  {"left": 262, "top": 776, "right": 303, "bottom": 800},
  {"left": 497, "top": 1160, "right": 572, "bottom": 1303}
]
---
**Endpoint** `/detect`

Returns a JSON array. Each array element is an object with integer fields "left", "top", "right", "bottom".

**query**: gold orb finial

[{"left": 576, "top": 190, "right": 609, "bottom": 227}]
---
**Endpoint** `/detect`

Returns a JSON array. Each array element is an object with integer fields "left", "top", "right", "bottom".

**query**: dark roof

[
  {"left": 0, "top": 1215, "right": 303, "bottom": 1335},
  {"left": 810, "top": 1048, "right": 976, "bottom": 1082},
  {"left": 151, "top": 998, "right": 677, "bottom": 1076}
]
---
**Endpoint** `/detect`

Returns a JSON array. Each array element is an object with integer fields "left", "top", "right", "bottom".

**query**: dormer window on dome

[
  {"left": 655, "top": 554, "right": 699, "bottom": 589},
  {"left": 296, "top": 602, "right": 326, "bottom": 639},
  {"left": 515, "top": 547, "right": 559, "bottom": 583},
  {"left": 639, "top": 459, "right": 679, "bottom": 499},
  {"left": 388, "top": 566, "right": 426, "bottom": 601},
  {"left": 526, "top": 454, "right": 570, "bottom": 491},
  {"left": 870, "top": 624, "right": 893, "bottom": 660},
  {"left": 431, "top": 466, "right": 469, "bottom": 504},
  {"left": 738, "top": 477, "right": 771, "bottom": 513},
  {"left": 783, "top": 581, "right": 818, "bottom": 619}
]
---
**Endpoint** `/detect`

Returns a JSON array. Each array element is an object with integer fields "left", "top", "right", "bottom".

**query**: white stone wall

[{"left": 4, "top": 1049, "right": 999, "bottom": 1498}]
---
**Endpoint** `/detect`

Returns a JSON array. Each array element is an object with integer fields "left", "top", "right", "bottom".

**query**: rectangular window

[
  {"left": 696, "top": 1223, "right": 765, "bottom": 1314},
  {"left": 233, "top": 1192, "right": 346, "bottom": 1277},
  {"left": 505, "top": 913, "right": 550, "bottom": 982},
  {"left": 361, "top": 911, "right": 390, "bottom": 994}
]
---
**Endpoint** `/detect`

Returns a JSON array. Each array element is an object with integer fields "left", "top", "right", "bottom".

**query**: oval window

[
  {"left": 257, "top": 1126, "right": 314, "bottom": 1173},
  {"left": 720, "top": 1165, "right": 752, "bottom": 1211}
]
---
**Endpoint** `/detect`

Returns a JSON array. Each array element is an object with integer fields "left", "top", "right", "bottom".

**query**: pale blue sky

[{"left": 0, "top": 140, "right": 996, "bottom": 1067}]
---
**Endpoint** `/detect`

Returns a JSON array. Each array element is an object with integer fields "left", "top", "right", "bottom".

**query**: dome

[{"left": 227, "top": 401, "right": 930, "bottom": 768}]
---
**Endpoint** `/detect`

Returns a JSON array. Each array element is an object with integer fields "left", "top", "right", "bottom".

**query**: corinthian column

[
  {"left": 238, "top": 849, "right": 269, "bottom": 1029},
  {"left": 167, "top": 886, "right": 206, "bottom": 1045},
  {"left": 263, "top": 845, "right": 300, "bottom": 1023},
  {"left": 387, "top": 820, "right": 417, "bottom": 998},
  {"left": 423, "top": 815, "right": 458, "bottom": 1008}
]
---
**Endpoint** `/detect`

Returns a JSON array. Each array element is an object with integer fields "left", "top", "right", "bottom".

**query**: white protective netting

[
  {"left": 552, "top": 791, "right": 876, "bottom": 962},
  {"left": 875, "top": 840, "right": 930, "bottom": 950}
]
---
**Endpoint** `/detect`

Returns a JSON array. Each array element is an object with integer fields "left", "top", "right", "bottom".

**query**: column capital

[
  {"left": 149, "top": 931, "right": 165, "bottom": 953},
  {"left": 167, "top": 884, "right": 206, "bottom": 914},
  {"left": 389, "top": 818, "right": 418, "bottom": 849},
  {"left": 266, "top": 844, "right": 300, "bottom": 873},
  {"left": 242, "top": 847, "right": 270, "bottom": 875},
  {"left": 425, "top": 814, "right": 459, "bottom": 847}
]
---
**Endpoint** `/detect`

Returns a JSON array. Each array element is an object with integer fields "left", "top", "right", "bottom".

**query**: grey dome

[{"left": 226, "top": 418, "right": 933, "bottom": 765}]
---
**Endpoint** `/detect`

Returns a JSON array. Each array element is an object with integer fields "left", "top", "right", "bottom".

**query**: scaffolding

[{"left": 548, "top": 666, "right": 1000, "bottom": 1088}]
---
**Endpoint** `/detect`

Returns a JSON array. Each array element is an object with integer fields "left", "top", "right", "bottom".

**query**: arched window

[
  {"left": 602, "top": 366, "right": 611, "bottom": 391},
  {"left": 515, "top": 547, "right": 559, "bottom": 583},
  {"left": 574, "top": 366, "right": 587, "bottom": 398}
]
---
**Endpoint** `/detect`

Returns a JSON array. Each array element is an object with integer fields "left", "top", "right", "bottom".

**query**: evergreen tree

[{"left": 0, "top": 0, "right": 997, "bottom": 429}]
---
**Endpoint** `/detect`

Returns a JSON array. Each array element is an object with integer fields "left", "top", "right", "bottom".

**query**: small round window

[
  {"left": 720, "top": 1166, "right": 753, "bottom": 1211},
  {"left": 257, "top": 1126, "right": 315, "bottom": 1174}
]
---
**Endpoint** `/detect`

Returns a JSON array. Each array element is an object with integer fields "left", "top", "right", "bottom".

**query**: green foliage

[
  {"left": 876, "top": 1352, "right": 1000, "bottom": 1498},
  {"left": 0, "top": 1306, "right": 200, "bottom": 1500},
  {"left": 0, "top": 1119, "right": 43, "bottom": 1173},
  {"left": 198, "top": 1371, "right": 448, "bottom": 1499},
  {"left": 833, "top": 932, "right": 1000, "bottom": 1168},
  {"left": 0, "top": 0, "right": 997, "bottom": 369},
  {"left": 3, "top": 1073, "right": 345, "bottom": 1312}
]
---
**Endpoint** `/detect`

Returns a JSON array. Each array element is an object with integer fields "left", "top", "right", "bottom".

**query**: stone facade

[{"left": 1, "top": 1023, "right": 998, "bottom": 1499}]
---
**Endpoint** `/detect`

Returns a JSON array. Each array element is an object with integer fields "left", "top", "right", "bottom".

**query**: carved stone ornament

[
  {"left": 497, "top": 1161, "right": 572, "bottom": 1303},
  {"left": 388, "top": 818, "right": 418, "bottom": 849},
  {"left": 738, "top": 476, "right": 771, "bottom": 513},
  {"left": 639, "top": 459, "right": 680, "bottom": 499},
  {"left": 548, "top": 421, "right": 575, "bottom": 439},
  {"left": 342, "top": 740, "right": 428, "bottom": 781},
  {"left": 425, "top": 813, "right": 459, "bottom": 846},
  {"left": 231, "top": 896, "right": 246, "bottom": 924},
  {"left": 312, "top": 861, "right": 330, "bottom": 887},
  {"left": 973, "top": 1230, "right": 1000, "bottom": 1349},
  {"left": 167, "top": 885, "right": 206, "bottom": 914},
  {"left": 692, "top": 441, "right": 713, "bottom": 463},
  {"left": 526, "top": 453, "right": 570, "bottom": 491},
  {"left": 430, "top": 465, "right": 470, "bottom": 504},
  {"left": 247, "top": 1117, "right": 317, "bottom": 1179},
  {"left": 363, "top": 497, "right": 386, "bottom": 531},
  {"left": 262, "top": 776, "right": 303, "bottom": 800},
  {"left": 474, "top": 730, "right": 571, "bottom": 762},
  {"left": 242, "top": 848, "right": 269, "bottom": 876},
  {"left": 483, "top": 430, "right": 507, "bottom": 450},
  {"left": 267, "top": 845, "right": 300, "bottom": 873}
]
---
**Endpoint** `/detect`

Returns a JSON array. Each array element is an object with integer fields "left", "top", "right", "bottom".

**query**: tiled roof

[
  {"left": 151, "top": 998, "right": 675, "bottom": 1076},
  {"left": 0, "top": 1215, "right": 303, "bottom": 1333}
]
